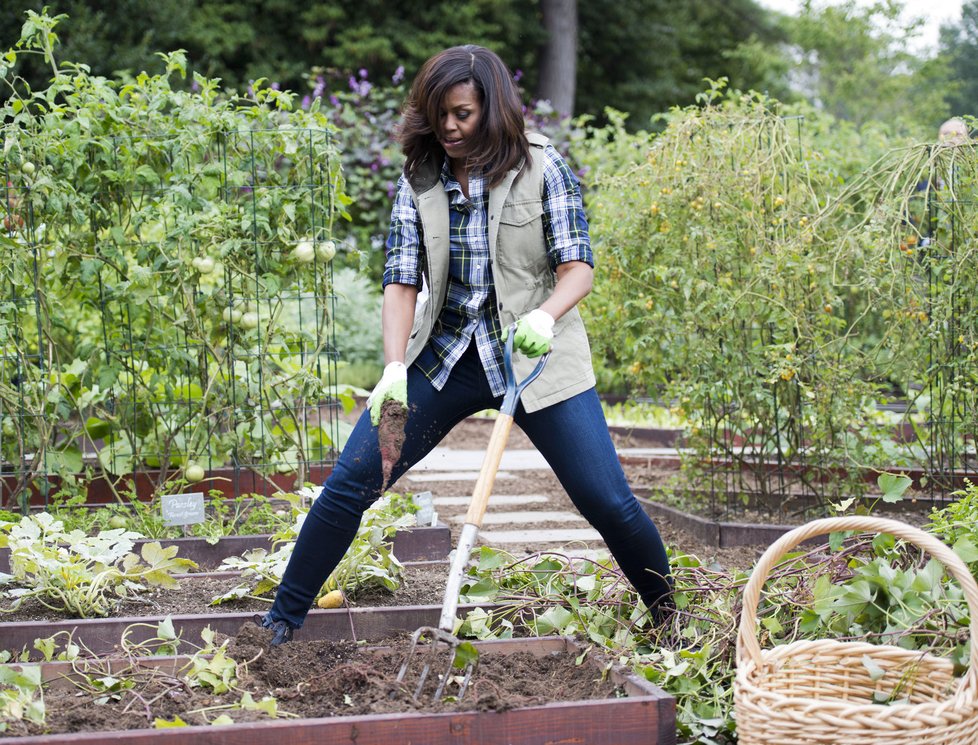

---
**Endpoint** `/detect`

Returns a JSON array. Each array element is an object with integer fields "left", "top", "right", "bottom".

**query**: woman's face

[{"left": 438, "top": 81, "right": 482, "bottom": 163}]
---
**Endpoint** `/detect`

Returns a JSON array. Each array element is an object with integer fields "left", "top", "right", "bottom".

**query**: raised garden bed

[
  {"left": 3, "top": 633, "right": 675, "bottom": 743},
  {"left": 637, "top": 495, "right": 798, "bottom": 549},
  {"left": 0, "top": 562, "right": 450, "bottom": 624},
  {"left": 0, "top": 601, "right": 505, "bottom": 660},
  {"left": 0, "top": 524, "right": 452, "bottom": 574},
  {"left": 3, "top": 464, "right": 335, "bottom": 507}
]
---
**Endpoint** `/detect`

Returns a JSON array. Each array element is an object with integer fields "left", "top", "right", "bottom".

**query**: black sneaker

[{"left": 254, "top": 613, "right": 294, "bottom": 646}]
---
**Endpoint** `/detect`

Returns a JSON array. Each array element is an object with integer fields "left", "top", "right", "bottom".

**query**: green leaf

[
  {"left": 460, "top": 578, "right": 498, "bottom": 602},
  {"left": 828, "top": 531, "right": 846, "bottom": 552},
  {"left": 158, "top": 616, "right": 177, "bottom": 641},
  {"left": 877, "top": 473, "right": 912, "bottom": 503},
  {"left": 476, "top": 546, "right": 511, "bottom": 572},
  {"left": 952, "top": 537, "right": 978, "bottom": 564},
  {"left": 154, "top": 716, "right": 188, "bottom": 728},
  {"left": 533, "top": 605, "right": 575, "bottom": 635},
  {"left": 452, "top": 641, "right": 479, "bottom": 670}
]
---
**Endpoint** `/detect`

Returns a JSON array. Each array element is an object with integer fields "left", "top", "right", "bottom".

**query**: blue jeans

[{"left": 268, "top": 342, "right": 672, "bottom": 628}]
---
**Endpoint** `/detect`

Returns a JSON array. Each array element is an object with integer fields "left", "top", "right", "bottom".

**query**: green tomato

[
  {"left": 293, "top": 240, "right": 315, "bottom": 264},
  {"left": 108, "top": 515, "right": 129, "bottom": 530},
  {"left": 222, "top": 307, "right": 242, "bottom": 325},
  {"left": 196, "top": 256, "right": 216, "bottom": 274},
  {"left": 316, "top": 240, "right": 337, "bottom": 262},
  {"left": 240, "top": 311, "right": 259, "bottom": 330},
  {"left": 21, "top": 161, "right": 35, "bottom": 177},
  {"left": 185, "top": 463, "right": 206, "bottom": 482}
]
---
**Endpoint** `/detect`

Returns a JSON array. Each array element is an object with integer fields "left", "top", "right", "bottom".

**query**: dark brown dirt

[
  {"left": 8, "top": 624, "right": 626, "bottom": 736},
  {"left": 378, "top": 398, "right": 408, "bottom": 487}
]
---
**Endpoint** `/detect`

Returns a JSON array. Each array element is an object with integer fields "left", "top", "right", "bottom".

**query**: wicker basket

[{"left": 735, "top": 516, "right": 978, "bottom": 745}]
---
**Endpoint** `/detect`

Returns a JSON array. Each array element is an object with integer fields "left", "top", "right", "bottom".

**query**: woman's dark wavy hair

[{"left": 397, "top": 45, "right": 529, "bottom": 188}]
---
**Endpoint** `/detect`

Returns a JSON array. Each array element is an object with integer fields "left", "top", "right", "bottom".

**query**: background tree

[
  {"left": 781, "top": 0, "right": 949, "bottom": 131},
  {"left": 537, "top": 0, "right": 577, "bottom": 116},
  {"left": 2, "top": 0, "right": 960, "bottom": 132},
  {"left": 0, "top": 0, "right": 542, "bottom": 98},
  {"left": 940, "top": 0, "right": 978, "bottom": 118},
  {"left": 575, "top": 0, "right": 784, "bottom": 128}
]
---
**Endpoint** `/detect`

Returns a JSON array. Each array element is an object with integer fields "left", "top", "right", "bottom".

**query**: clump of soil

[
  {"left": 378, "top": 398, "right": 408, "bottom": 486},
  {"left": 10, "top": 623, "right": 627, "bottom": 736}
]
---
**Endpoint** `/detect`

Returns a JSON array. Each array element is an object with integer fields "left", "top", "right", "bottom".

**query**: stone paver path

[{"left": 398, "top": 442, "right": 667, "bottom": 557}]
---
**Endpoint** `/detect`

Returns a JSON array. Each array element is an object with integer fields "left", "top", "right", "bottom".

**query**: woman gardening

[{"left": 259, "top": 45, "right": 672, "bottom": 643}]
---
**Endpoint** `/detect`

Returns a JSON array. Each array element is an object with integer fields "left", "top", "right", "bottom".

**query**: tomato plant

[
  {"left": 0, "top": 12, "right": 353, "bottom": 510},
  {"left": 580, "top": 84, "right": 977, "bottom": 505}
]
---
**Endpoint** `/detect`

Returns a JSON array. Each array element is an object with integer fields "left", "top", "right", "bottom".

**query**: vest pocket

[
  {"left": 498, "top": 199, "right": 543, "bottom": 226},
  {"left": 497, "top": 199, "right": 547, "bottom": 273}
]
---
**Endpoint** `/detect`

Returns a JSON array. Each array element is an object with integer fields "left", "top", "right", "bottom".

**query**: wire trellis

[{"left": 0, "top": 127, "right": 342, "bottom": 510}]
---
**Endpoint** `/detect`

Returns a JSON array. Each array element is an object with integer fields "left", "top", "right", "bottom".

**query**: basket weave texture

[{"left": 734, "top": 516, "right": 978, "bottom": 745}]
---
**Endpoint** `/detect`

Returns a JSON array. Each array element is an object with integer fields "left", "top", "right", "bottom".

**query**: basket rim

[{"left": 735, "top": 516, "right": 978, "bottom": 705}]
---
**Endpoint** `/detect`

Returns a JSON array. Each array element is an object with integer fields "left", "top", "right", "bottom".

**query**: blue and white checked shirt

[{"left": 383, "top": 144, "right": 592, "bottom": 396}]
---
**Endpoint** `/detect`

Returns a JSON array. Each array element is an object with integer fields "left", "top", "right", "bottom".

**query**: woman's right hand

[{"left": 368, "top": 361, "right": 408, "bottom": 425}]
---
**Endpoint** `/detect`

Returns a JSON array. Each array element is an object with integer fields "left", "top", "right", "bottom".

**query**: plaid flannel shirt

[{"left": 383, "top": 144, "right": 592, "bottom": 396}]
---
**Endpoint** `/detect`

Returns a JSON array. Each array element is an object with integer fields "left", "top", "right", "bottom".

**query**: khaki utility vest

[{"left": 402, "top": 133, "right": 595, "bottom": 413}]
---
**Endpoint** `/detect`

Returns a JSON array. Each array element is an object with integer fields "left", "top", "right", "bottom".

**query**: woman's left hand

[{"left": 504, "top": 309, "right": 554, "bottom": 357}]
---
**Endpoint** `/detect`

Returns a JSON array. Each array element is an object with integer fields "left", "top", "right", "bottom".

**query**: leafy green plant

[
  {"left": 581, "top": 82, "right": 977, "bottom": 509},
  {"left": 0, "top": 664, "right": 44, "bottom": 733},
  {"left": 927, "top": 479, "right": 978, "bottom": 575},
  {"left": 182, "top": 627, "right": 237, "bottom": 695},
  {"left": 457, "top": 530, "right": 972, "bottom": 744},
  {"left": 600, "top": 400, "right": 685, "bottom": 429},
  {"left": 1, "top": 11, "right": 350, "bottom": 510},
  {"left": 0, "top": 513, "right": 196, "bottom": 617},
  {"left": 211, "top": 490, "right": 415, "bottom": 605}
]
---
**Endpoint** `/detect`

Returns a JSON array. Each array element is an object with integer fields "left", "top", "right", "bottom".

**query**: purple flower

[
  {"left": 271, "top": 82, "right": 280, "bottom": 91},
  {"left": 387, "top": 181, "right": 397, "bottom": 199},
  {"left": 359, "top": 68, "right": 368, "bottom": 79},
  {"left": 190, "top": 78, "right": 199, "bottom": 92},
  {"left": 301, "top": 95, "right": 311, "bottom": 110},
  {"left": 392, "top": 65, "right": 405, "bottom": 84},
  {"left": 514, "top": 69, "right": 523, "bottom": 83},
  {"left": 348, "top": 76, "right": 372, "bottom": 96},
  {"left": 313, "top": 75, "right": 326, "bottom": 99}
]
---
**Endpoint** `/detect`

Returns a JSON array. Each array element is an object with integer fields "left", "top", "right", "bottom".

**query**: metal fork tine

[
  {"left": 413, "top": 660, "right": 432, "bottom": 701},
  {"left": 395, "top": 626, "right": 477, "bottom": 703},
  {"left": 456, "top": 662, "right": 475, "bottom": 701}
]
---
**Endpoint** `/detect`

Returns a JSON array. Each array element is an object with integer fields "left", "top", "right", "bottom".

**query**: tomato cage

[
  {"left": 618, "top": 107, "right": 977, "bottom": 521},
  {"left": 0, "top": 126, "right": 347, "bottom": 511}
]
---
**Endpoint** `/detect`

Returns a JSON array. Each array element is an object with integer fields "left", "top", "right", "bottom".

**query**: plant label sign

[{"left": 161, "top": 491, "right": 206, "bottom": 526}]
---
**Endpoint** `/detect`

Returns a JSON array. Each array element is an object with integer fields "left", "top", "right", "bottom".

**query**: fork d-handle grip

[{"left": 464, "top": 412, "right": 514, "bottom": 527}]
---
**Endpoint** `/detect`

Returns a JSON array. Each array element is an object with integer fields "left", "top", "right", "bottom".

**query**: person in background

[
  {"left": 258, "top": 44, "right": 673, "bottom": 644},
  {"left": 937, "top": 117, "right": 969, "bottom": 145}
]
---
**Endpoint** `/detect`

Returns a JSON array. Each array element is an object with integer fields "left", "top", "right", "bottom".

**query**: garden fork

[{"left": 396, "top": 329, "right": 550, "bottom": 702}]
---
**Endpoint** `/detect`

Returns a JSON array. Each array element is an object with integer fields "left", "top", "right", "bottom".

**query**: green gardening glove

[
  {"left": 368, "top": 361, "right": 408, "bottom": 425},
  {"left": 503, "top": 309, "right": 555, "bottom": 358}
]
